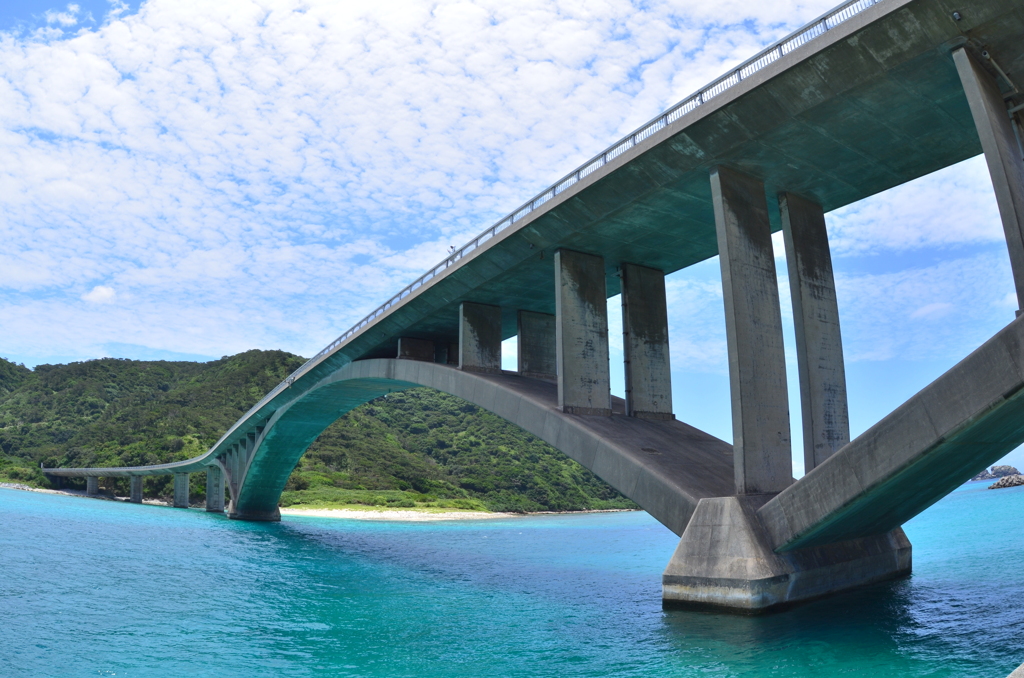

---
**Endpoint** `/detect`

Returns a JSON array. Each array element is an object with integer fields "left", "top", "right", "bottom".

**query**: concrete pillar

[
  {"left": 206, "top": 466, "right": 224, "bottom": 512},
  {"left": 129, "top": 476, "right": 143, "bottom": 504},
  {"left": 459, "top": 302, "right": 502, "bottom": 373},
  {"left": 780, "top": 193, "right": 850, "bottom": 471},
  {"left": 173, "top": 472, "right": 189, "bottom": 508},
  {"left": 620, "top": 263, "right": 673, "bottom": 420},
  {"left": 233, "top": 443, "right": 244, "bottom": 488},
  {"left": 397, "top": 337, "right": 435, "bottom": 362},
  {"left": 711, "top": 166, "right": 792, "bottom": 494},
  {"left": 517, "top": 310, "right": 556, "bottom": 379},
  {"left": 86, "top": 476, "right": 99, "bottom": 496},
  {"left": 953, "top": 48, "right": 1024, "bottom": 311},
  {"left": 555, "top": 249, "right": 611, "bottom": 416}
]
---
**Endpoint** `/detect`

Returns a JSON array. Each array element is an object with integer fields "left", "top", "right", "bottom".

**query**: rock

[
  {"left": 989, "top": 474, "right": 1024, "bottom": 490},
  {"left": 973, "top": 465, "right": 1019, "bottom": 481}
]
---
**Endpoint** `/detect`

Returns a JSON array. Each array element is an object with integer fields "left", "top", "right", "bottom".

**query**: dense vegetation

[{"left": 0, "top": 352, "right": 635, "bottom": 513}]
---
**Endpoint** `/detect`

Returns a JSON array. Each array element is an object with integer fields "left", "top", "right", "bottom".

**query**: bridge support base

[
  {"left": 129, "top": 476, "right": 143, "bottom": 504},
  {"left": 662, "top": 495, "right": 911, "bottom": 613},
  {"left": 227, "top": 507, "right": 280, "bottom": 522}
]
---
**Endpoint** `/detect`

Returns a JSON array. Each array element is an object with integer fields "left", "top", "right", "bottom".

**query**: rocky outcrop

[
  {"left": 989, "top": 474, "right": 1024, "bottom": 490},
  {"left": 973, "top": 465, "right": 1020, "bottom": 481}
]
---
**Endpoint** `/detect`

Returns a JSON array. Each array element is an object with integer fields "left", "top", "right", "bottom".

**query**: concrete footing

[
  {"left": 662, "top": 495, "right": 911, "bottom": 612},
  {"left": 129, "top": 476, "right": 143, "bottom": 503},
  {"left": 206, "top": 466, "right": 224, "bottom": 512},
  {"left": 173, "top": 472, "right": 189, "bottom": 508},
  {"left": 86, "top": 476, "right": 99, "bottom": 496}
]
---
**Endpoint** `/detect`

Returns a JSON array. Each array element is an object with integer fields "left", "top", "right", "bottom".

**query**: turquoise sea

[{"left": 2, "top": 482, "right": 1023, "bottom": 677}]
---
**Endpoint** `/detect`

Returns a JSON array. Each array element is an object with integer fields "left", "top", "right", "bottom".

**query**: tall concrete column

[
  {"left": 517, "top": 310, "right": 556, "bottom": 379},
  {"left": 780, "top": 193, "right": 850, "bottom": 471},
  {"left": 620, "top": 263, "right": 673, "bottom": 420},
  {"left": 555, "top": 249, "right": 611, "bottom": 416},
  {"left": 953, "top": 48, "right": 1024, "bottom": 311},
  {"left": 711, "top": 166, "right": 792, "bottom": 494},
  {"left": 173, "top": 472, "right": 190, "bottom": 508},
  {"left": 206, "top": 466, "right": 224, "bottom": 512},
  {"left": 459, "top": 302, "right": 502, "bottom": 373},
  {"left": 129, "top": 476, "right": 143, "bottom": 504},
  {"left": 86, "top": 476, "right": 99, "bottom": 496}
]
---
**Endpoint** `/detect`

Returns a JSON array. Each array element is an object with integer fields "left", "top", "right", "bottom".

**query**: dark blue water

[{"left": 2, "top": 482, "right": 1022, "bottom": 677}]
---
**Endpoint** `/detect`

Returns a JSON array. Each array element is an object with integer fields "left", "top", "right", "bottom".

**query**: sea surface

[{"left": 2, "top": 482, "right": 1023, "bottom": 678}]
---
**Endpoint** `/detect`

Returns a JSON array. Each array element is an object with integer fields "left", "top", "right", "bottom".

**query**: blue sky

[{"left": 1, "top": 0, "right": 1019, "bottom": 474}]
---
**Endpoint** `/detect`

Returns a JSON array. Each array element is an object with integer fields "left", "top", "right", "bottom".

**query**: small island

[{"left": 972, "top": 465, "right": 1024, "bottom": 490}]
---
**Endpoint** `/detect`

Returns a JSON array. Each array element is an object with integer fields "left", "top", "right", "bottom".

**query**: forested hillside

[{"left": 0, "top": 352, "right": 635, "bottom": 512}]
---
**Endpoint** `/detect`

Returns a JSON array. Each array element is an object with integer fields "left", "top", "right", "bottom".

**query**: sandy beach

[
  {"left": 279, "top": 507, "right": 519, "bottom": 521},
  {"left": 2, "top": 484, "right": 632, "bottom": 520}
]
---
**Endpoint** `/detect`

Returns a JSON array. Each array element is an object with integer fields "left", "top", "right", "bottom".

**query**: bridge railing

[{"left": 271, "top": 0, "right": 884, "bottom": 396}]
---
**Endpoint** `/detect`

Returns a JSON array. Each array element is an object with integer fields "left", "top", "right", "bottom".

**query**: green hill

[{"left": 0, "top": 352, "right": 635, "bottom": 513}]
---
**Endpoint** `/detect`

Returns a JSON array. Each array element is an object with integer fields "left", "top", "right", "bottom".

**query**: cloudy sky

[{"left": 1, "top": 0, "right": 1018, "bottom": 473}]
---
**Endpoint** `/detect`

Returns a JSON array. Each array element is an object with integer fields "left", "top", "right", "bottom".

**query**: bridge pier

[
  {"left": 459, "top": 302, "right": 502, "bottom": 373},
  {"left": 780, "top": 193, "right": 850, "bottom": 471},
  {"left": 129, "top": 476, "right": 143, "bottom": 504},
  {"left": 663, "top": 495, "right": 911, "bottom": 612},
  {"left": 710, "top": 167, "right": 792, "bottom": 494},
  {"left": 173, "top": 472, "right": 189, "bottom": 508},
  {"left": 397, "top": 337, "right": 435, "bottom": 362},
  {"left": 953, "top": 47, "right": 1024, "bottom": 312},
  {"left": 620, "top": 262, "right": 673, "bottom": 420},
  {"left": 554, "top": 249, "right": 611, "bottom": 415},
  {"left": 517, "top": 310, "right": 556, "bottom": 380},
  {"left": 86, "top": 476, "right": 99, "bottom": 496},
  {"left": 206, "top": 466, "right": 224, "bottom": 512}
]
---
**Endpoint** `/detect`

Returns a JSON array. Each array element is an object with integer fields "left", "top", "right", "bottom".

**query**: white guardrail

[{"left": 279, "top": 0, "right": 882, "bottom": 392}]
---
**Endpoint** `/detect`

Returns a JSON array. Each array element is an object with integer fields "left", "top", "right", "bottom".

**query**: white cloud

[
  {"left": 82, "top": 284, "right": 116, "bottom": 303},
  {"left": 0, "top": 0, "right": 847, "bottom": 364},
  {"left": 827, "top": 156, "right": 1002, "bottom": 255},
  {"left": 45, "top": 5, "right": 81, "bottom": 27}
]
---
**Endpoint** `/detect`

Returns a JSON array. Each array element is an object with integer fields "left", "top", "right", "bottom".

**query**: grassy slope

[{"left": 0, "top": 353, "right": 636, "bottom": 512}]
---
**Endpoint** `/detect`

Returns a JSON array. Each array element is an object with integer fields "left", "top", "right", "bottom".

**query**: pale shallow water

[{"left": 1, "top": 481, "right": 1022, "bottom": 677}]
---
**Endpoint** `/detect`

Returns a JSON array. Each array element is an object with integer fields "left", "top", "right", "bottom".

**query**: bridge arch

[{"left": 231, "top": 358, "right": 734, "bottom": 534}]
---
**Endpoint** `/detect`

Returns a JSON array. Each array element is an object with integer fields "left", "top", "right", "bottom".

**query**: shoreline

[{"left": 1, "top": 483, "right": 636, "bottom": 520}]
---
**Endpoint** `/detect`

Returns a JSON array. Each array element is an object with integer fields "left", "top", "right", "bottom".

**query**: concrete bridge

[{"left": 44, "top": 0, "right": 1024, "bottom": 612}]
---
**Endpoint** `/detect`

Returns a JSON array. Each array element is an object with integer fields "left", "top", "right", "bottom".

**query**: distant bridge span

[{"left": 46, "top": 0, "right": 1024, "bottom": 611}]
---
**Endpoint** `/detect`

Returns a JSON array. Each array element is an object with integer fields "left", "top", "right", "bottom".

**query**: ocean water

[{"left": 1, "top": 482, "right": 1022, "bottom": 678}]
